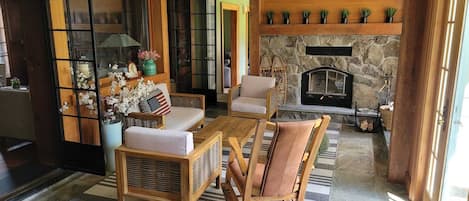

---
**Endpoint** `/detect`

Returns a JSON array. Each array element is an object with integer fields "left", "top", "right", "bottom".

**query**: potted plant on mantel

[
  {"left": 282, "top": 11, "right": 290, "bottom": 24},
  {"left": 385, "top": 8, "right": 397, "bottom": 23},
  {"left": 266, "top": 11, "right": 274, "bottom": 24},
  {"left": 320, "top": 9, "right": 329, "bottom": 24},
  {"left": 360, "top": 8, "right": 372, "bottom": 24},
  {"left": 341, "top": 9, "right": 350, "bottom": 24},
  {"left": 138, "top": 50, "right": 160, "bottom": 76},
  {"left": 302, "top": 10, "right": 311, "bottom": 24}
]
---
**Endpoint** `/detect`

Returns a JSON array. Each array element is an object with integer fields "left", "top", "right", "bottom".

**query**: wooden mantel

[{"left": 260, "top": 23, "right": 403, "bottom": 36}]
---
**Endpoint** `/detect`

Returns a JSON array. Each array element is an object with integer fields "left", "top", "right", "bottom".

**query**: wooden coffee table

[{"left": 194, "top": 116, "right": 258, "bottom": 147}]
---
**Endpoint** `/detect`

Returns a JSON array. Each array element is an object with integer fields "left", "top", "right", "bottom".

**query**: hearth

[{"left": 301, "top": 67, "right": 353, "bottom": 108}]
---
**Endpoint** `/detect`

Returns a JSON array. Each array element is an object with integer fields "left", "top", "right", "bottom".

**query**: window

[{"left": 0, "top": 5, "right": 10, "bottom": 86}]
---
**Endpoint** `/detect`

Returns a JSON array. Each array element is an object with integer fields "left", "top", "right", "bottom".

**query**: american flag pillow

[{"left": 139, "top": 89, "right": 171, "bottom": 115}]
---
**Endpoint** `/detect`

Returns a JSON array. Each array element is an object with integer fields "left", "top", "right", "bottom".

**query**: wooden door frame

[{"left": 221, "top": 2, "right": 239, "bottom": 90}]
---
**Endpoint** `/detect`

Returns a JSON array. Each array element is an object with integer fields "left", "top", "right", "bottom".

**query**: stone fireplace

[
  {"left": 260, "top": 35, "right": 400, "bottom": 109},
  {"left": 301, "top": 67, "right": 353, "bottom": 108}
]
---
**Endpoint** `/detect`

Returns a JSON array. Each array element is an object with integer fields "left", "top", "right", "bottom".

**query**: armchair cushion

[
  {"left": 125, "top": 126, "right": 194, "bottom": 156},
  {"left": 139, "top": 89, "right": 171, "bottom": 115},
  {"left": 240, "top": 75, "right": 275, "bottom": 99},
  {"left": 165, "top": 106, "right": 204, "bottom": 130},
  {"left": 231, "top": 97, "right": 267, "bottom": 114}
]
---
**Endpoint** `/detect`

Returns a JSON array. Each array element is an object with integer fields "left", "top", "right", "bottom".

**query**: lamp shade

[{"left": 98, "top": 34, "right": 141, "bottom": 48}]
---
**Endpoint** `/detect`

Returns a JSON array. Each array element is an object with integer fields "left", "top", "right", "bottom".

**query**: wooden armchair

[
  {"left": 115, "top": 127, "right": 222, "bottom": 201},
  {"left": 228, "top": 75, "right": 277, "bottom": 121},
  {"left": 222, "top": 115, "right": 331, "bottom": 201},
  {"left": 124, "top": 83, "right": 205, "bottom": 131}
]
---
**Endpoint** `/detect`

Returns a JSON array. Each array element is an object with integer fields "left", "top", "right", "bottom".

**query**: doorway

[{"left": 221, "top": 3, "right": 238, "bottom": 94}]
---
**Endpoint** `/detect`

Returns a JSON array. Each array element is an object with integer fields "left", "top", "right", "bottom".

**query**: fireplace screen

[
  {"left": 307, "top": 70, "right": 347, "bottom": 96},
  {"left": 301, "top": 67, "right": 353, "bottom": 108}
]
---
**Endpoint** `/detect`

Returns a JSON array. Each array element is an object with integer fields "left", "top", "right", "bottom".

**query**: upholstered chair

[
  {"left": 228, "top": 75, "right": 277, "bottom": 120},
  {"left": 124, "top": 83, "right": 205, "bottom": 131},
  {"left": 115, "top": 126, "right": 222, "bottom": 201},
  {"left": 222, "top": 115, "right": 331, "bottom": 201}
]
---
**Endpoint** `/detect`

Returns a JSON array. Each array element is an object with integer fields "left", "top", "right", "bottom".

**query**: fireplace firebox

[{"left": 301, "top": 67, "right": 353, "bottom": 108}]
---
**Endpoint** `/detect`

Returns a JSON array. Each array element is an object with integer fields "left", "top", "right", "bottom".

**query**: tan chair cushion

[
  {"left": 231, "top": 97, "right": 267, "bottom": 114},
  {"left": 229, "top": 158, "right": 265, "bottom": 195},
  {"left": 165, "top": 106, "right": 204, "bottom": 130},
  {"left": 125, "top": 126, "right": 194, "bottom": 155},
  {"left": 261, "top": 121, "right": 316, "bottom": 197},
  {"left": 240, "top": 75, "right": 275, "bottom": 99}
]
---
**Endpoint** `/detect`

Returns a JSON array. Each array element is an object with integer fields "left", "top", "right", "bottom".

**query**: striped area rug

[{"left": 83, "top": 127, "right": 339, "bottom": 201}]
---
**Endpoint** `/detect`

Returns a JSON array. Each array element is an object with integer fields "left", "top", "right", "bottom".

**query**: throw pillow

[{"left": 139, "top": 89, "right": 171, "bottom": 115}]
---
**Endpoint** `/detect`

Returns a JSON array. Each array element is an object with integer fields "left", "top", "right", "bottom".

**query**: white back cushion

[
  {"left": 125, "top": 126, "right": 193, "bottom": 156},
  {"left": 155, "top": 83, "right": 172, "bottom": 107},
  {"left": 240, "top": 75, "right": 276, "bottom": 99}
]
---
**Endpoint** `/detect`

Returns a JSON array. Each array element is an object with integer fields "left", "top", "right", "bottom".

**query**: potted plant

[
  {"left": 266, "top": 11, "right": 274, "bottom": 24},
  {"left": 341, "top": 9, "right": 350, "bottom": 24},
  {"left": 282, "top": 11, "right": 290, "bottom": 24},
  {"left": 302, "top": 10, "right": 311, "bottom": 24},
  {"left": 138, "top": 50, "right": 161, "bottom": 76},
  {"left": 385, "top": 7, "right": 397, "bottom": 23},
  {"left": 360, "top": 8, "right": 371, "bottom": 23},
  {"left": 320, "top": 9, "right": 329, "bottom": 24},
  {"left": 10, "top": 77, "right": 20, "bottom": 89}
]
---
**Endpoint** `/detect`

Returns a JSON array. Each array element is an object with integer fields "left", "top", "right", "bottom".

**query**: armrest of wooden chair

[
  {"left": 266, "top": 87, "right": 278, "bottom": 116},
  {"left": 227, "top": 84, "right": 241, "bottom": 116},
  {"left": 125, "top": 112, "right": 165, "bottom": 129},
  {"left": 170, "top": 93, "right": 205, "bottom": 110}
]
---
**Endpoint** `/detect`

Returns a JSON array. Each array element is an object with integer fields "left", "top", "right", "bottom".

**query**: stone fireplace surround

[{"left": 260, "top": 35, "right": 400, "bottom": 109}]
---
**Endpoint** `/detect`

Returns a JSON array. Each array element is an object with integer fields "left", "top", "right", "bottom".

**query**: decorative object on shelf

[
  {"left": 138, "top": 50, "right": 161, "bottom": 76},
  {"left": 78, "top": 56, "right": 90, "bottom": 77},
  {"left": 360, "top": 8, "right": 372, "bottom": 24},
  {"left": 385, "top": 7, "right": 397, "bottom": 23},
  {"left": 98, "top": 34, "right": 142, "bottom": 65},
  {"left": 10, "top": 77, "right": 20, "bottom": 89},
  {"left": 125, "top": 62, "right": 138, "bottom": 78},
  {"left": 266, "top": 11, "right": 274, "bottom": 24},
  {"left": 302, "top": 10, "right": 311, "bottom": 24},
  {"left": 320, "top": 9, "right": 329, "bottom": 24},
  {"left": 282, "top": 11, "right": 290, "bottom": 24},
  {"left": 341, "top": 9, "right": 350, "bottom": 24}
]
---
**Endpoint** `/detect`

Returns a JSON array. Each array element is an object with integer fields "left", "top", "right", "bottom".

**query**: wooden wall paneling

[
  {"left": 0, "top": 0, "right": 28, "bottom": 84},
  {"left": 148, "top": 0, "right": 170, "bottom": 87},
  {"left": 261, "top": 0, "right": 403, "bottom": 25},
  {"left": 249, "top": 0, "right": 261, "bottom": 75},
  {"left": 388, "top": 0, "right": 429, "bottom": 185}
]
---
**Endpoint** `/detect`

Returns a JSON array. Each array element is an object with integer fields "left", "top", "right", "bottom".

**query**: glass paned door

[
  {"left": 49, "top": 0, "right": 105, "bottom": 174},
  {"left": 441, "top": 0, "right": 469, "bottom": 199}
]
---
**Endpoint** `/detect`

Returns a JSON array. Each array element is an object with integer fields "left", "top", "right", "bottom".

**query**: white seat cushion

[
  {"left": 125, "top": 126, "right": 194, "bottom": 156},
  {"left": 231, "top": 97, "right": 267, "bottom": 114},
  {"left": 165, "top": 106, "right": 204, "bottom": 130},
  {"left": 240, "top": 75, "right": 275, "bottom": 99}
]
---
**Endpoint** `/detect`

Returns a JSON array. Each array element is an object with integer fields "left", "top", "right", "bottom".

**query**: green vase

[{"left": 143, "top": 59, "right": 157, "bottom": 76}]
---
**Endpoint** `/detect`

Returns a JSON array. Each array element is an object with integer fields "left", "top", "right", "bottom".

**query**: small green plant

[
  {"left": 266, "top": 11, "right": 274, "bottom": 19},
  {"left": 282, "top": 11, "right": 290, "bottom": 18},
  {"left": 386, "top": 7, "right": 397, "bottom": 17},
  {"left": 303, "top": 10, "right": 311, "bottom": 18},
  {"left": 320, "top": 9, "right": 329, "bottom": 18},
  {"left": 341, "top": 9, "right": 350, "bottom": 18},
  {"left": 361, "top": 8, "right": 372, "bottom": 17}
]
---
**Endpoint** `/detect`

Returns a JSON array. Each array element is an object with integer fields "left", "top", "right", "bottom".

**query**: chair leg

[
  {"left": 221, "top": 183, "right": 238, "bottom": 201},
  {"left": 215, "top": 175, "right": 221, "bottom": 189}
]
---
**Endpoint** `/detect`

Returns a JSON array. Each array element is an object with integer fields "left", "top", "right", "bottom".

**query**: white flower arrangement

[{"left": 114, "top": 78, "right": 157, "bottom": 116}]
